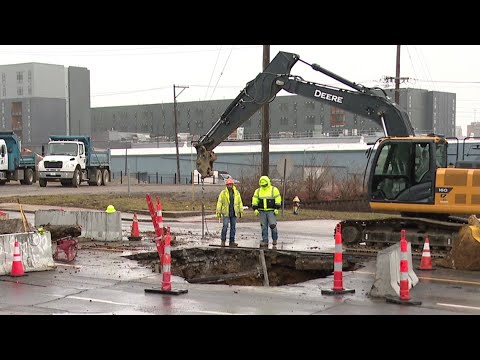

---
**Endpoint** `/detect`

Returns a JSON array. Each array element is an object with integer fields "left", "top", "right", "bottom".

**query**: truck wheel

[
  {"left": 88, "top": 168, "right": 101, "bottom": 186},
  {"left": 39, "top": 178, "right": 47, "bottom": 187},
  {"left": 72, "top": 168, "right": 81, "bottom": 188},
  {"left": 101, "top": 169, "right": 109, "bottom": 186},
  {"left": 24, "top": 168, "right": 34, "bottom": 185}
]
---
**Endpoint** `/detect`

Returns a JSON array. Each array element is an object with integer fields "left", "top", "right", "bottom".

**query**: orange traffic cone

[
  {"left": 128, "top": 214, "right": 142, "bottom": 241},
  {"left": 417, "top": 236, "right": 435, "bottom": 270},
  {"left": 11, "top": 239, "right": 25, "bottom": 277}
]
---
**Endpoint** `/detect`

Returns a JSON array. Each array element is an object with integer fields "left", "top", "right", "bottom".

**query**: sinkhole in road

[{"left": 127, "top": 247, "right": 360, "bottom": 286}]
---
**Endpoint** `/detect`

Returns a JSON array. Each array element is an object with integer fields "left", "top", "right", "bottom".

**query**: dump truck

[
  {"left": 0, "top": 131, "right": 38, "bottom": 185},
  {"left": 38, "top": 135, "right": 110, "bottom": 187}
]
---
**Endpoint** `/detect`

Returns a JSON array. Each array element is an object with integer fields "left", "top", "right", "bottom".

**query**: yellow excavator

[{"left": 193, "top": 51, "right": 480, "bottom": 269}]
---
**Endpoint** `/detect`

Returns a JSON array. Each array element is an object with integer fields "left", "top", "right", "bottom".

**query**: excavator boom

[{"left": 194, "top": 51, "right": 414, "bottom": 178}]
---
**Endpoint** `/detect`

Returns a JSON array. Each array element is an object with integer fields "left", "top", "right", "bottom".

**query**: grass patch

[{"left": 0, "top": 194, "right": 395, "bottom": 222}]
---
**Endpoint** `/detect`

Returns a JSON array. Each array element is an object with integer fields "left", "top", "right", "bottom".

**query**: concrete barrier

[
  {"left": 369, "top": 242, "right": 419, "bottom": 299},
  {"left": 35, "top": 210, "right": 122, "bottom": 242},
  {"left": 0, "top": 231, "right": 55, "bottom": 275}
]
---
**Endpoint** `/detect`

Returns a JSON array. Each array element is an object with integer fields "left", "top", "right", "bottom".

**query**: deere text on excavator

[{"left": 193, "top": 51, "right": 480, "bottom": 265}]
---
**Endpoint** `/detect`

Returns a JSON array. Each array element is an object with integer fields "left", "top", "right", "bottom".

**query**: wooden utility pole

[
  {"left": 261, "top": 45, "right": 270, "bottom": 176},
  {"left": 395, "top": 45, "right": 401, "bottom": 104},
  {"left": 173, "top": 84, "right": 189, "bottom": 184}
]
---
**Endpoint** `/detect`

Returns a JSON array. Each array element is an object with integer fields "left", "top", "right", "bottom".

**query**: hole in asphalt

[{"left": 127, "top": 247, "right": 359, "bottom": 287}]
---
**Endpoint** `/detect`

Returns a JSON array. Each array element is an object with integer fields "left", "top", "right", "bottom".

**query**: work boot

[
  {"left": 272, "top": 240, "right": 277, "bottom": 246},
  {"left": 229, "top": 242, "right": 238, "bottom": 247},
  {"left": 259, "top": 242, "right": 268, "bottom": 249},
  {"left": 221, "top": 241, "right": 226, "bottom": 247}
]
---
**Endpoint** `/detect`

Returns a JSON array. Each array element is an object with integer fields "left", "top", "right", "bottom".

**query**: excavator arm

[
  {"left": 193, "top": 51, "right": 299, "bottom": 178},
  {"left": 193, "top": 51, "right": 415, "bottom": 178}
]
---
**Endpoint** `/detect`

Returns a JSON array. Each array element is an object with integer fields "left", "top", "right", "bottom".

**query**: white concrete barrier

[
  {"left": 35, "top": 210, "right": 122, "bottom": 242},
  {"left": 0, "top": 232, "right": 55, "bottom": 275},
  {"left": 369, "top": 242, "right": 419, "bottom": 299}
]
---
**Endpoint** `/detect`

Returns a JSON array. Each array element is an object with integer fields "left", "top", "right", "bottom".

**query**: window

[
  {"left": 306, "top": 115, "right": 315, "bottom": 124},
  {"left": 17, "top": 87, "right": 23, "bottom": 96},
  {"left": 414, "top": 144, "right": 430, "bottom": 182},
  {"left": 305, "top": 101, "right": 315, "bottom": 110},
  {"left": 280, "top": 117, "right": 288, "bottom": 126},
  {"left": 28, "top": 70, "right": 32, "bottom": 82},
  {"left": 330, "top": 107, "right": 345, "bottom": 128},
  {"left": 17, "top": 72, "right": 23, "bottom": 83},
  {"left": 279, "top": 103, "right": 289, "bottom": 112}
]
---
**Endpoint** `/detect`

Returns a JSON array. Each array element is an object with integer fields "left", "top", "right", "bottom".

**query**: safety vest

[
  {"left": 252, "top": 186, "right": 281, "bottom": 211},
  {"left": 216, "top": 186, "right": 243, "bottom": 217}
]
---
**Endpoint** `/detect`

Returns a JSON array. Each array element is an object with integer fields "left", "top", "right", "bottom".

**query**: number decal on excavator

[{"left": 435, "top": 187, "right": 453, "bottom": 194}]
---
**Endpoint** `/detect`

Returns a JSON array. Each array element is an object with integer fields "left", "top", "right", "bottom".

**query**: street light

[{"left": 174, "top": 84, "right": 189, "bottom": 184}]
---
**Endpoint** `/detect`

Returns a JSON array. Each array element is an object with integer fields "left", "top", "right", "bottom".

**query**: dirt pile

[{"left": 437, "top": 224, "right": 480, "bottom": 270}]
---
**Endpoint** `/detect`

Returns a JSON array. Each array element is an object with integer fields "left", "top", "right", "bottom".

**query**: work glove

[
  {"left": 254, "top": 209, "right": 259, "bottom": 216},
  {"left": 216, "top": 212, "right": 221, "bottom": 218},
  {"left": 274, "top": 209, "right": 279, "bottom": 215}
]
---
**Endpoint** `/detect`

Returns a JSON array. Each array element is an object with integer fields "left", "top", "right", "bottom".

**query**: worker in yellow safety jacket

[
  {"left": 251, "top": 175, "right": 282, "bottom": 248},
  {"left": 216, "top": 178, "right": 244, "bottom": 247}
]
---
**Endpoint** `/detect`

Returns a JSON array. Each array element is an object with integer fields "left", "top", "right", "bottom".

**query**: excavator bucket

[
  {"left": 438, "top": 217, "right": 480, "bottom": 271},
  {"left": 195, "top": 145, "right": 217, "bottom": 178}
]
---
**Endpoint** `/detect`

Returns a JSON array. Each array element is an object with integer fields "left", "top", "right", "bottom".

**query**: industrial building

[
  {"left": 0, "top": 63, "right": 91, "bottom": 153},
  {"left": 91, "top": 88, "right": 456, "bottom": 149},
  {"left": 93, "top": 87, "right": 457, "bottom": 179}
]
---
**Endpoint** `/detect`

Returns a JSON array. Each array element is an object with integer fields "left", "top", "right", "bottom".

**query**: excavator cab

[{"left": 368, "top": 136, "right": 448, "bottom": 214}]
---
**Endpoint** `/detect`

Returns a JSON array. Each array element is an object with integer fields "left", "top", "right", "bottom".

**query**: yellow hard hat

[
  {"left": 293, "top": 196, "right": 300, "bottom": 202},
  {"left": 106, "top": 205, "right": 116, "bottom": 213}
]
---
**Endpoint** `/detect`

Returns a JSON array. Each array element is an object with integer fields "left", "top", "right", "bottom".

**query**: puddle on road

[{"left": 127, "top": 247, "right": 359, "bottom": 287}]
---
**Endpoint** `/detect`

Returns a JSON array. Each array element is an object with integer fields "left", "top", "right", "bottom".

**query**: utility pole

[
  {"left": 173, "top": 84, "right": 189, "bottom": 184},
  {"left": 261, "top": 45, "right": 270, "bottom": 176},
  {"left": 395, "top": 45, "right": 401, "bottom": 104}
]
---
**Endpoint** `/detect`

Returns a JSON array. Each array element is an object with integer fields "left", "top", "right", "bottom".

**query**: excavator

[{"left": 193, "top": 50, "right": 480, "bottom": 264}]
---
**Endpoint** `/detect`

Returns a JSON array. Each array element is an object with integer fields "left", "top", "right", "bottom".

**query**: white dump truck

[{"left": 38, "top": 135, "right": 110, "bottom": 187}]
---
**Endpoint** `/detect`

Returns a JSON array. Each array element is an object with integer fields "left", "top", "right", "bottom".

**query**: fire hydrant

[{"left": 293, "top": 196, "right": 300, "bottom": 215}]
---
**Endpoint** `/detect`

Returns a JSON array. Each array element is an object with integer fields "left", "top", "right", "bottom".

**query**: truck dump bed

[{"left": 89, "top": 149, "right": 110, "bottom": 167}]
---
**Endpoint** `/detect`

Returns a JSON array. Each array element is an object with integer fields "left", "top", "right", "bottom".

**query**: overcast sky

[{"left": 0, "top": 45, "right": 478, "bottom": 134}]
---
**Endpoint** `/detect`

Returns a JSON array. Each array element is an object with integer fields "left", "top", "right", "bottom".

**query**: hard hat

[
  {"left": 225, "top": 178, "right": 234, "bottom": 185},
  {"left": 106, "top": 205, "right": 116, "bottom": 213},
  {"left": 259, "top": 176, "right": 269, "bottom": 186},
  {"left": 293, "top": 196, "right": 300, "bottom": 202}
]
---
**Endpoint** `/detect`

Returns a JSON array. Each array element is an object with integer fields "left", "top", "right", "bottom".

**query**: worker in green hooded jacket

[{"left": 251, "top": 175, "right": 282, "bottom": 248}]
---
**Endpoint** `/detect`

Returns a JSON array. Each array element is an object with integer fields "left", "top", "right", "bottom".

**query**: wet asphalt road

[
  {"left": 1, "top": 208, "right": 480, "bottom": 314},
  {"left": 1, "top": 183, "right": 480, "bottom": 315}
]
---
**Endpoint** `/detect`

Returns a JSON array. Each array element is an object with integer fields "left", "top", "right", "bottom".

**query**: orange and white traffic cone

[
  {"left": 386, "top": 229, "right": 422, "bottom": 305},
  {"left": 128, "top": 213, "right": 142, "bottom": 241},
  {"left": 155, "top": 200, "right": 165, "bottom": 256},
  {"left": 144, "top": 227, "right": 188, "bottom": 295},
  {"left": 417, "top": 236, "right": 435, "bottom": 270},
  {"left": 10, "top": 239, "right": 25, "bottom": 277},
  {"left": 321, "top": 223, "right": 355, "bottom": 295}
]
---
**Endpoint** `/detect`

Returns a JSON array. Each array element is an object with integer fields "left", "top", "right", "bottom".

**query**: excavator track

[{"left": 339, "top": 216, "right": 467, "bottom": 250}]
